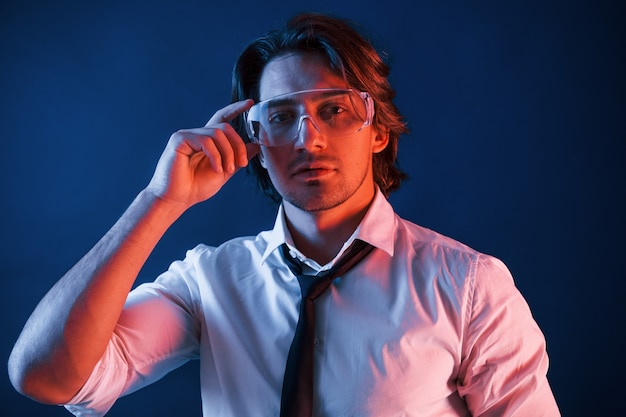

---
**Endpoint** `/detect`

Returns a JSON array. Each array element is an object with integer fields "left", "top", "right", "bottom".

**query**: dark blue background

[{"left": 1, "top": 0, "right": 624, "bottom": 415}]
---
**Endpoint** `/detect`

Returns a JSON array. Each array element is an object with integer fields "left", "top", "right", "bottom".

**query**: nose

[{"left": 294, "top": 115, "right": 325, "bottom": 150}]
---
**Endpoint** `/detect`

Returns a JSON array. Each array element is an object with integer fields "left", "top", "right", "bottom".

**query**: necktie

[{"left": 279, "top": 240, "right": 374, "bottom": 417}]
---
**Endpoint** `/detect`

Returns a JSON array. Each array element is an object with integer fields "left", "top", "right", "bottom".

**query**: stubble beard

[{"left": 281, "top": 170, "right": 368, "bottom": 213}]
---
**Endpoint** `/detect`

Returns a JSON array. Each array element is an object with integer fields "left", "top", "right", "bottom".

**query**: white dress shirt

[{"left": 64, "top": 190, "right": 559, "bottom": 416}]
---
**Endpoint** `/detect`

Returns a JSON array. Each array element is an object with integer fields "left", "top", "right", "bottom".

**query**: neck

[{"left": 283, "top": 189, "right": 376, "bottom": 265}]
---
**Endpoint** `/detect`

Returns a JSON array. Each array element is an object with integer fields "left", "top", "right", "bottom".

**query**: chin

[{"left": 284, "top": 187, "right": 352, "bottom": 213}]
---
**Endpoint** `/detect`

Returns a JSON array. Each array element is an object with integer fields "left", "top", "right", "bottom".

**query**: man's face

[{"left": 257, "top": 53, "right": 388, "bottom": 213}]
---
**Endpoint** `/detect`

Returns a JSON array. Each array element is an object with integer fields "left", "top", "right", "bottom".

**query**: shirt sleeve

[
  {"left": 63, "top": 255, "right": 202, "bottom": 417},
  {"left": 457, "top": 254, "right": 560, "bottom": 416}
]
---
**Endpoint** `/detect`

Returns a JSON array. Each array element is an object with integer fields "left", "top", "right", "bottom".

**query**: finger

[
  {"left": 171, "top": 130, "right": 226, "bottom": 174},
  {"left": 206, "top": 128, "right": 238, "bottom": 173},
  {"left": 187, "top": 124, "right": 251, "bottom": 169},
  {"left": 205, "top": 99, "right": 254, "bottom": 126},
  {"left": 204, "top": 133, "right": 259, "bottom": 172},
  {"left": 197, "top": 137, "right": 224, "bottom": 174}
]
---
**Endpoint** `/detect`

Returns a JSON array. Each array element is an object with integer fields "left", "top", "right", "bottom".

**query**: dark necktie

[{"left": 279, "top": 240, "right": 374, "bottom": 417}]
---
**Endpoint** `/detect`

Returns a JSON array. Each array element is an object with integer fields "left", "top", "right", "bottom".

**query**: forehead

[{"left": 259, "top": 53, "right": 348, "bottom": 101}]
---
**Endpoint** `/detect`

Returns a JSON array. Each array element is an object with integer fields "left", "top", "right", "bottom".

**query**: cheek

[
  {"left": 343, "top": 140, "right": 373, "bottom": 167},
  {"left": 258, "top": 148, "right": 287, "bottom": 175}
]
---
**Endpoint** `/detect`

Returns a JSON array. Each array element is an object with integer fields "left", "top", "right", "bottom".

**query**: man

[{"left": 8, "top": 12, "right": 560, "bottom": 416}]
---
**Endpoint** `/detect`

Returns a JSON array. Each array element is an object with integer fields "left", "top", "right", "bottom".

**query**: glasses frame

[{"left": 244, "top": 88, "right": 375, "bottom": 147}]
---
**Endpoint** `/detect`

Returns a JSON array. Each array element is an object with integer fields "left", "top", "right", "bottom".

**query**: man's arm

[
  {"left": 7, "top": 100, "right": 258, "bottom": 405},
  {"left": 458, "top": 254, "right": 560, "bottom": 416}
]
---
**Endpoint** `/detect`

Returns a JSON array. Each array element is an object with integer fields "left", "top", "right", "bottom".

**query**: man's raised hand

[{"left": 147, "top": 99, "right": 259, "bottom": 208}]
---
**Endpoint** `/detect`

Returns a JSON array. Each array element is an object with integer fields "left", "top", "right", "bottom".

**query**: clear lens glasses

[{"left": 245, "top": 88, "right": 374, "bottom": 147}]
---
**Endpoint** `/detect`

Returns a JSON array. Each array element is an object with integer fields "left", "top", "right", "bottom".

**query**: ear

[{"left": 371, "top": 127, "right": 390, "bottom": 154}]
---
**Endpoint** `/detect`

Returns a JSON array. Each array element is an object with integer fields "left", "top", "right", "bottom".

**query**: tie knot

[
  {"left": 301, "top": 273, "right": 334, "bottom": 300},
  {"left": 279, "top": 241, "right": 375, "bottom": 300},
  {"left": 279, "top": 245, "right": 333, "bottom": 300}
]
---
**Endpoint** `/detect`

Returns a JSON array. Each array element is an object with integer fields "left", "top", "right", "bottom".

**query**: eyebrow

[{"left": 265, "top": 90, "right": 349, "bottom": 110}]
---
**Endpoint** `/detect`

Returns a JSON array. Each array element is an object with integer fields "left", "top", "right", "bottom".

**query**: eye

[
  {"left": 268, "top": 110, "right": 296, "bottom": 125},
  {"left": 318, "top": 102, "right": 350, "bottom": 123}
]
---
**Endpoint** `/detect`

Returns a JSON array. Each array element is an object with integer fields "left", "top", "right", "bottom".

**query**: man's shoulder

[
  {"left": 184, "top": 231, "right": 272, "bottom": 260},
  {"left": 394, "top": 214, "right": 481, "bottom": 258},
  {"left": 392, "top": 215, "right": 516, "bottom": 293}
]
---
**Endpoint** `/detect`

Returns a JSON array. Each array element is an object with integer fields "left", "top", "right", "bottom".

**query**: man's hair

[{"left": 231, "top": 12, "right": 408, "bottom": 204}]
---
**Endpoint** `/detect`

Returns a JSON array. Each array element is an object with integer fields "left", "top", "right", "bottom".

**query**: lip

[{"left": 291, "top": 163, "right": 335, "bottom": 179}]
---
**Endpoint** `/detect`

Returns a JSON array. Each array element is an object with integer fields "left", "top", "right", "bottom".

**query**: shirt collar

[
  {"left": 353, "top": 188, "right": 396, "bottom": 257},
  {"left": 261, "top": 188, "right": 396, "bottom": 266},
  {"left": 262, "top": 204, "right": 292, "bottom": 264}
]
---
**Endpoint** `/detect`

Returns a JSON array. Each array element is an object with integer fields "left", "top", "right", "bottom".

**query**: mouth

[{"left": 291, "top": 164, "right": 335, "bottom": 179}]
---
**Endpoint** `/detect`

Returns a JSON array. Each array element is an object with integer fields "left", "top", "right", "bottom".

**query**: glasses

[{"left": 245, "top": 88, "right": 374, "bottom": 147}]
